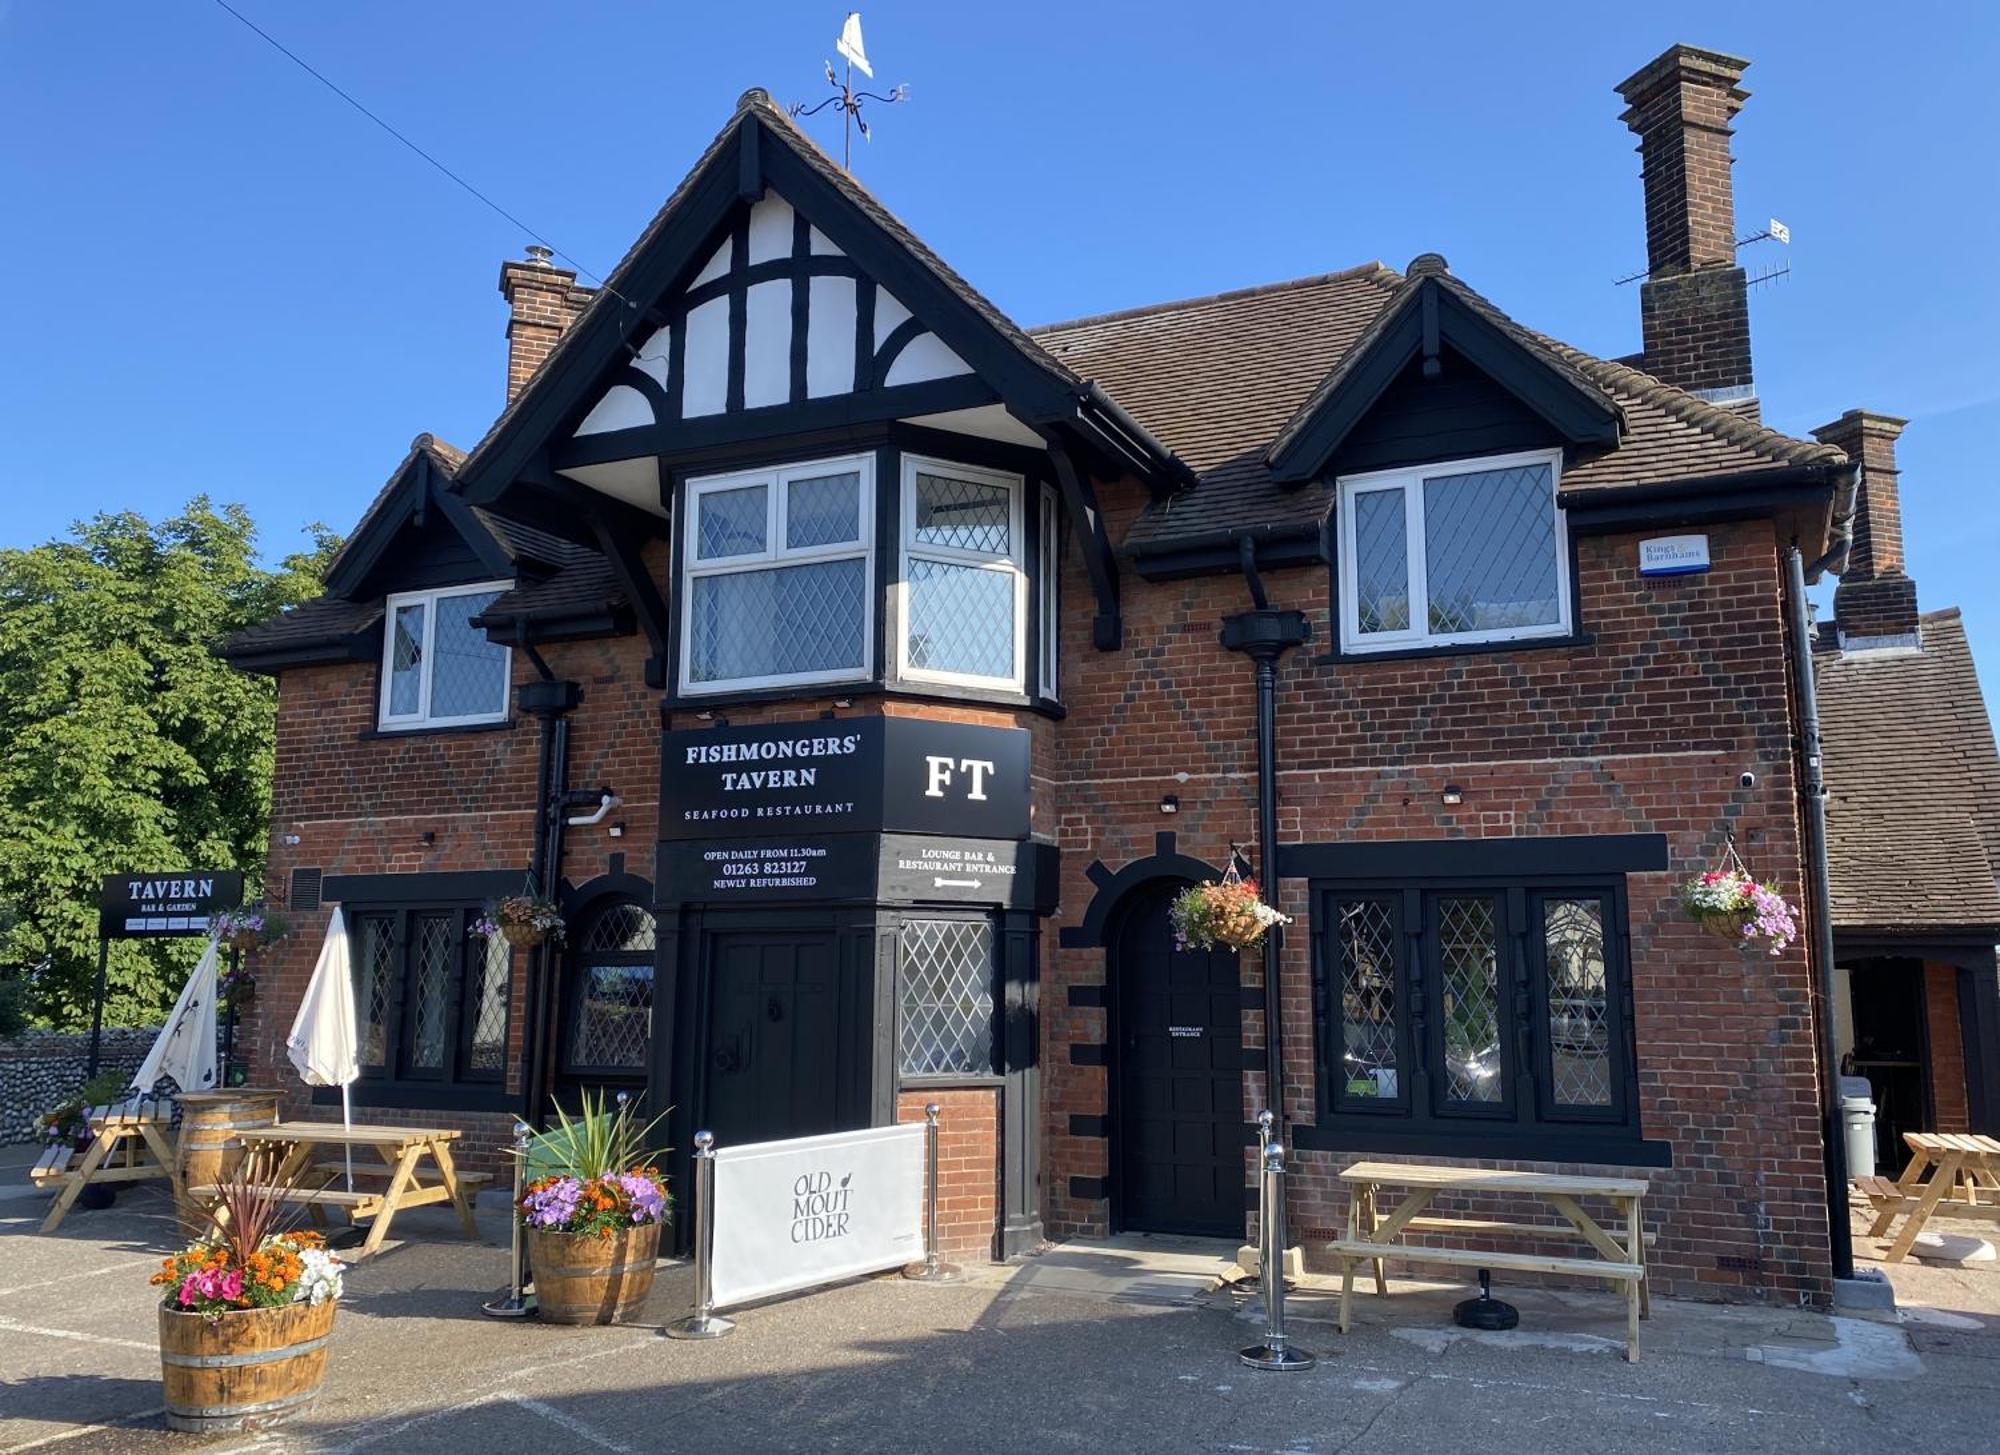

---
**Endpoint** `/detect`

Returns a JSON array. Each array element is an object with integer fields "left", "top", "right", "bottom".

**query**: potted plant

[
  {"left": 212, "top": 904, "right": 290, "bottom": 956},
  {"left": 474, "top": 893, "right": 567, "bottom": 949},
  {"left": 1680, "top": 866, "right": 1798, "bottom": 955},
  {"left": 152, "top": 1151, "right": 344, "bottom": 1433},
  {"left": 38, "top": 1070, "right": 135, "bottom": 1211},
  {"left": 518, "top": 1091, "right": 669, "bottom": 1324},
  {"left": 218, "top": 957, "right": 259, "bottom": 1009},
  {"left": 1169, "top": 867, "right": 1289, "bottom": 953}
]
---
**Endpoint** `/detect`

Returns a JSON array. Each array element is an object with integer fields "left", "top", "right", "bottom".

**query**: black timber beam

[
  {"left": 583, "top": 497, "right": 673, "bottom": 687},
  {"left": 1049, "top": 441, "right": 1121, "bottom": 651}
]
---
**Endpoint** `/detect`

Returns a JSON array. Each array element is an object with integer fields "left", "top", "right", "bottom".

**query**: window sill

[
  {"left": 1315, "top": 631, "right": 1593, "bottom": 667},
  {"left": 663, "top": 677, "right": 1063, "bottom": 719},
  {"left": 358, "top": 718, "right": 518, "bottom": 742},
  {"left": 1288, "top": 1119, "right": 1671, "bottom": 1168},
  {"left": 898, "top": 1074, "right": 1004, "bottom": 1091},
  {"left": 314, "top": 1082, "right": 518, "bottom": 1114}
]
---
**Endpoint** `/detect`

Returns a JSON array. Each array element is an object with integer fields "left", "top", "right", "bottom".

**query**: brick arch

[{"left": 1058, "top": 831, "right": 1230, "bottom": 949}]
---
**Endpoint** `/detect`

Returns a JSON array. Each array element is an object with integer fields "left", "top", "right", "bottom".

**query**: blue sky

[{"left": 3, "top": 2, "right": 1996, "bottom": 693}]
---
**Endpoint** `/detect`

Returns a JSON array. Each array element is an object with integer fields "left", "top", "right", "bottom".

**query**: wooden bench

[
  {"left": 1865, "top": 1133, "right": 2000, "bottom": 1261},
  {"left": 1332, "top": 1161, "right": 1652, "bottom": 1362},
  {"left": 32, "top": 1098, "right": 181, "bottom": 1233}
]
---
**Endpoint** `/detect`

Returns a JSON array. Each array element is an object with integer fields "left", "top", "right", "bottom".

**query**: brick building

[{"left": 222, "top": 44, "right": 1986, "bottom": 1298}]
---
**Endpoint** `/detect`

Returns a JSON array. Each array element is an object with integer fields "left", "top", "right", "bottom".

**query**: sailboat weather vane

[{"left": 789, "top": 12, "right": 908, "bottom": 171}]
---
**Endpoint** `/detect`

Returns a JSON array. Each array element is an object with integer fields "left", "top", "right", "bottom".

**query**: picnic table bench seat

[
  {"left": 32, "top": 1097, "right": 180, "bottom": 1233},
  {"left": 1320, "top": 1239, "right": 1645, "bottom": 1284}
]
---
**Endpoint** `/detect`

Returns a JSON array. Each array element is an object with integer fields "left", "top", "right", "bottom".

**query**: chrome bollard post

[
  {"left": 1240, "top": 1109, "right": 1315, "bottom": 1370},
  {"left": 481, "top": 1118, "right": 535, "bottom": 1318},
  {"left": 664, "top": 1130, "right": 734, "bottom": 1339},
  {"left": 903, "top": 1103, "right": 961, "bottom": 1282}
]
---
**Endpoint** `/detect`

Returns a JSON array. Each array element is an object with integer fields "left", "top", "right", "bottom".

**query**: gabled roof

[
  {"left": 320, "top": 434, "right": 515, "bottom": 598},
  {"left": 1031, "top": 260, "right": 1845, "bottom": 552},
  {"left": 452, "top": 88, "right": 1191, "bottom": 522},
  {"left": 1818, "top": 609, "right": 2000, "bottom": 933}
]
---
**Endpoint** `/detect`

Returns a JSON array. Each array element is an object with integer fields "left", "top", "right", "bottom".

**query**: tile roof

[
  {"left": 1817, "top": 608, "right": 2000, "bottom": 932},
  {"left": 1031, "top": 262, "right": 1843, "bottom": 549},
  {"left": 220, "top": 595, "right": 381, "bottom": 659}
]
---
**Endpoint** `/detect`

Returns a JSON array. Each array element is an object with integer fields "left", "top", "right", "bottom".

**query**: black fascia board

[
  {"left": 1279, "top": 832, "right": 1669, "bottom": 881},
  {"left": 1266, "top": 279, "right": 1621, "bottom": 486},
  {"left": 1129, "top": 522, "right": 1328, "bottom": 582},
  {"left": 1560, "top": 465, "right": 1837, "bottom": 536},
  {"left": 218, "top": 632, "right": 375, "bottom": 676},
  {"left": 322, "top": 465, "right": 422, "bottom": 599},
  {"left": 477, "top": 603, "right": 636, "bottom": 646},
  {"left": 423, "top": 463, "right": 521, "bottom": 584}
]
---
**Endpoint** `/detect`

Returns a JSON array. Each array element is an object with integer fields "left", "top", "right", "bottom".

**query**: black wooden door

[
  {"left": 1113, "top": 885, "right": 1245, "bottom": 1237},
  {"left": 703, "top": 930, "right": 843, "bottom": 1147}
]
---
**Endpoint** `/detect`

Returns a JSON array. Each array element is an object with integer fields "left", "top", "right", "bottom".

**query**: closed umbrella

[
  {"left": 286, "top": 907, "right": 360, "bottom": 1190},
  {"left": 128, "top": 937, "right": 221, "bottom": 1098}
]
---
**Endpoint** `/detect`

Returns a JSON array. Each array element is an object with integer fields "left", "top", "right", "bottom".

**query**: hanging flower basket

[
  {"left": 211, "top": 905, "right": 290, "bottom": 956},
  {"left": 474, "top": 894, "right": 566, "bottom": 949},
  {"left": 1169, "top": 862, "right": 1289, "bottom": 953},
  {"left": 1680, "top": 848, "right": 1799, "bottom": 957}
]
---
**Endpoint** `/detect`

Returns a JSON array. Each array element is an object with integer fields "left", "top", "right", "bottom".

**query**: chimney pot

[{"left": 524, "top": 243, "right": 555, "bottom": 266}]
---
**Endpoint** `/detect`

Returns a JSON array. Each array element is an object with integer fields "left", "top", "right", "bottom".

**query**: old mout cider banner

[{"left": 708, "top": 1123, "right": 926, "bottom": 1309}]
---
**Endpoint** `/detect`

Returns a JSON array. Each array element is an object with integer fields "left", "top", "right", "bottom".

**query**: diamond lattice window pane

[
  {"left": 581, "top": 904, "right": 656, "bottom": 953},
  {"left": 467, "top": 929, "right": 510, "bottom": 1072},
  {"left": 914, "top": 472, "right": 1011, "bottom": 554},
  {"left": 354, "top": 916, "right": 394, "bottom": 1069},
  {"left": 786, "top": 472, "right": 861, "bottom": 549},
  {"left": 1353, "top": 489, "right": 1410, "bottom": 634},
  {"left": 1437, "top": 897, "right": 1502, "bottom": 1103},
  {"left": 388, "top": 602, "right": 425, "bottom": 716},
  {"left": 1544, "top": 898, "right": 1612, "bottom": 1106},
  {"left": 570, "top": 964, "right": 653, "bottom": 1070},
  {"left": 899, "top": 920, "right": 994, "bottom": 1076},
  {"left": 1336, "top": 898, "right": 1399, "bottom": 1098},
  {"left": 906, "top": 557, "right": 1016, "bottom": 679},
  {"left": 698, "top": 485, "right": 767, "bottom": 559},
  {"left": 688, "top": 558, "right": 866, "bottom": 682},
  {"left": 1423, "top": 464, "right": 1559, "bottom": 635},
  {"left": 408, "top": 914, "right": 453, "bottom": 1070},
  {"left": 429, "top": 590, "right": 507, "bottom": 718}
]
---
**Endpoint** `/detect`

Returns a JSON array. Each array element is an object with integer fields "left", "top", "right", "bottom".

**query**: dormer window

[
  {"left": 1336, "top": 449, "right": 1570, "bottom": 654},
  {"left": 378, "top": 582, "right": 512, "bottom": 730}
]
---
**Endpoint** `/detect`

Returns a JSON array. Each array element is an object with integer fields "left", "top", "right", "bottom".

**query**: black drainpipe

[
  {"left": 517, "top": 662, "right": 581, "bottom": 1128},
  {"left": 1784, "top": 542, "right": 1854, "bottom": 1284},
  {"left": 1221, "top": 538, "right": 1311, "bottom": 1134}
]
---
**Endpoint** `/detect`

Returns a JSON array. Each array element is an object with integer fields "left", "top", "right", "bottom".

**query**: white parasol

[
  {"left": 128, "top": 937, "right": 221, "bottom": 1098},
  {"left": 286, "top": 906, "right": 360, "bottom": 1190}
]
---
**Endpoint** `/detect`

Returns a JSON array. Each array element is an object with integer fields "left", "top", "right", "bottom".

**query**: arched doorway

[
  {"left": 1109, "top": 881, "right": 1246, "bottom": 1237},
  {"left": 554, "top": 900, "right": 657, "bottom": 1112}
]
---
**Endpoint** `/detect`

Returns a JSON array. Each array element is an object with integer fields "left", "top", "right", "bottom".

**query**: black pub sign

[
  {"left": 99, "top": 871, "right": 244, "bottom": 939},
  {"left": 660, "top": 719, "right": 1030, "bottom": 842}
]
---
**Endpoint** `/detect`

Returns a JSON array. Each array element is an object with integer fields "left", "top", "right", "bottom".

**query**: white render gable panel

[{"left": 565, "top": 186, "right": 975, "bottom": 446}]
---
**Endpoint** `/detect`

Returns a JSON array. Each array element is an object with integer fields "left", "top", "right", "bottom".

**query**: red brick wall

[
  {"left": 896, "top": 1089, "right": 1000, "bottom": 1260},
  {"left": 1042, "top": 494, "right": 1833, "bottom": 1305},
  {"left": 1926, "top": 962, "right": 1970, "bottom": 1132}
]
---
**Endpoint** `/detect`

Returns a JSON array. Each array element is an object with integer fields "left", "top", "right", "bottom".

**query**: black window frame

[
  {"left": 560, "top": 899, "right": 659, "bottom": 1082},
  {"left": 1310, "top": 873, "right": 1644, "bottom": 1155},
  {"left": 893, "top": 907, "right": 1002, "bottom": 1088}
]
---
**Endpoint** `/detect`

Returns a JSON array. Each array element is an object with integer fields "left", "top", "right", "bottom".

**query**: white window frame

[
  {"left": 678, "top": 452, "right": 876, "bottom": 695},
  {"left": 377, "top": 580, "right": 513, "bottom": 731},
  {"left": 1335, "top": 447, "right": 1570, "bottom": 655},
  {"left": 1039, "top": 484, "right": 1061, "bottom": 700},
  {"left": 897, "top": 454, "right": 1027, "bottom": 693}
]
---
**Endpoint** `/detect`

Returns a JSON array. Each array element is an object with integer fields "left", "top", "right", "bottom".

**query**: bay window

[
  {"left": 899, "top": 455, "right": 1027, "bottom": 691},
  {"left": 378, "top": 582, "right": 512, "bottom": 730},
  {"left": 1336, "top": 448, "right": 1569, "bottom": 654},
  {"left": 680, "top": 455, "right": 875, "bottom": 693}
]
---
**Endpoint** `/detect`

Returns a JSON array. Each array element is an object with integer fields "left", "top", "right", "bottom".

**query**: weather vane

[{"left": 790, "top": 12, "right": 908, "bottom": 172}]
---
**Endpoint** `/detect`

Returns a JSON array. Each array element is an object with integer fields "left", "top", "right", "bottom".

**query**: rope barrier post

[
  {"left": 1240, "top": 1109, "right": 1314, "bottom": 1371},
  {"left": 903, "top": 1103, "right": 961, "bottom": 1283},
  {"left": 481, "top": 1118, "right": 534, "bottom": 1319},
  {"left": 664, "top": 1130, "right": 734, "bottom": 1339}
]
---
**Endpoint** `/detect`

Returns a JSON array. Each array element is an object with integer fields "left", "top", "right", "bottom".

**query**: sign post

[
  {"left": 663, "top": 1131, "right": 735, "bottom": 1340},
  {"left": 90, "top": 872, "right": 242, "bottom": 1079}
]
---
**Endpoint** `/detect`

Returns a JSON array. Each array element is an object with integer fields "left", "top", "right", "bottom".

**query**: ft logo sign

[{"left": 924, "top": 756, "right": 995, "bottom": 802}]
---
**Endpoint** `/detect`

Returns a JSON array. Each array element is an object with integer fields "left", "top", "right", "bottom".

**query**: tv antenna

[
  {"left": 1613, "top": 217, "right": 1792, "bottom": 288},
  {"left": 790, "top": 12, "right": 908, "bottom": 171}
]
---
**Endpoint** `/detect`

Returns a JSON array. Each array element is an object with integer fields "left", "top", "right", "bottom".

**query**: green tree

[{"left": 0, "top": 499, "right": 337, "bottom": 1028}]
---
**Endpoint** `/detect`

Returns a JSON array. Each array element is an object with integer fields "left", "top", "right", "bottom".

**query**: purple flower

[
  {"left": 617, "top": 1173, "right": 666, "bottom": 1224},
  {"left": 520, "top": 1176, "right": 584, "bottom": 1230}
]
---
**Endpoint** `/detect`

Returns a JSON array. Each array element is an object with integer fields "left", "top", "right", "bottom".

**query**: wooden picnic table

[
  {"left": 1326, "top": 1161, "right": 1652, "bottom": 1362},
  {"left": 29, "top": 1097, "right": 182, "bottom": 1233},
  {"left": 1857, "top": 1131, "right": 2000, "bottom": 1263},
  {"left": 188, "top": 1122, "right": 486, "bottom": 1259}
]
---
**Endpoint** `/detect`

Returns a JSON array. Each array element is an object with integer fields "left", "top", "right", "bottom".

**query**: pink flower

[
  {"left": 217, "top": 1269, "right": 244, "bottom": 1302},
  {"left": 178, "top": 1274, "right": 204, "bottom": 1307}
]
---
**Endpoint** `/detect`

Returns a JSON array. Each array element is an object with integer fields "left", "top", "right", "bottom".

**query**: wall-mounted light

[
  {"left": 696, "top": 710, "right": 714, "bottom": 721},
  {"left": 420, "top": 830, "right": 436, "bottom": 845},
  {"left": 1159, "top": 794, "right": 1180, "bottom": 814},
  {"left": 1440, "top": 784, "right": 1465, "bottom": 807},
  {"left": 609, "top": 821, "right": 626, "bottom": 839},
  {"left": 833, "top": 698, "right": 853, "bottom": 709}
]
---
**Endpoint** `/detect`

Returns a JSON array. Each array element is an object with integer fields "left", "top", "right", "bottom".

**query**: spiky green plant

[{"left": 520, "top": 1089, "right": 668, "bottom": 1182}]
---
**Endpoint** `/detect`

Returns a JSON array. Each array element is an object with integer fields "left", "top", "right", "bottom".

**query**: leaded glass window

[
  {"left": 1337, "top": 451, "right": 1569, "bottom": 653},
  {"left": 900, "top": 456, "right": 1025, "bottom": 689},
  {"left": 682, "top": 457, "right": 873, "bottom": 692},
  {"left": 1437, "top": 897, "right": 1502, "bottom": 1104},
  {"left": 378, "top": 583, "right": 512, "bottom": 729},
  {"left": 1544, "top": 897, "right": 1612, "bottom": 1108},
  {"left": 406, "top": 912, "right": 454, "bottom": 1072},
  {"left": 899, "top": 918, "right": 995, "bottom": 1078},
  {"left": 354, "top": 914, "right": 395, "bottom": 1071},
  {"left": 344, "top": 901, "right": 514, "bottom": 1094},
  {"left": 565, "top": 903, "right": 656, "bottom": 1074},
  {"left": 1334, "top": 897, "right": 1400, "bottom": 1102},
  {"left": 467, "top": 930, "right": 511, "bottom": 1074}
]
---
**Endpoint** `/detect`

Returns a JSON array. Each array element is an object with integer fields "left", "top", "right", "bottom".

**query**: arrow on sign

[{"left": 933, "top": 876, "right": 980, "bottom": 889}]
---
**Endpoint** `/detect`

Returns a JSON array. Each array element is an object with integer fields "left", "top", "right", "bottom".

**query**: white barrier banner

[{"left": 709, "top": 1123, "right": 926, "bottom": 1309}]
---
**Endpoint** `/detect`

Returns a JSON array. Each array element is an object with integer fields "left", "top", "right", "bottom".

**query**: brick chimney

[
  {"left": 497, "top": 244, "right": 588, "bottom": 404},
  {"left": 1616, "top": 45, "right": 1757, "bottom": 412},
  {"left": 1813, "top": 409, "right": 1921, "bottom": 645}
]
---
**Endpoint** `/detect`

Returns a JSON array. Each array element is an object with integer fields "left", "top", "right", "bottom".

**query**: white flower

[
  {"left": 1251, "top": 901, "right": 1291, "bottom": 929},
  {"left": 295, "top": 1248, "right": 344, "bottom": 1306}
]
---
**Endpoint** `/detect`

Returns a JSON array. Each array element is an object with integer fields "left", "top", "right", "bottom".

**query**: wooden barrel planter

[
  {"left": 158, "top": 1299, "right": 336, "bottom": 1433},
  {"left": 526, "top": 1223, "right": 661, "bottom": 1324},
  {"left": 175, "top": 1090, "right": 281, "bottom": 1221}
]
